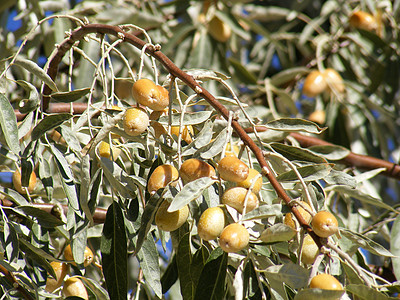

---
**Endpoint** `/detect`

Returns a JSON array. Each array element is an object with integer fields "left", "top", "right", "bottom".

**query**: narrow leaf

[
  {"left": 176, "top": 233, "right": 194, "bottom": 300},
  {"left": 270, "top": 143, "right": 327, "bottom": 164},
  {"left": 51, "top": 87, "right": 91, "bottom": 102},
  {"left": 242, "top": 204, "right": 282, "bottom": 221},
  {"left": 277, "top": 163, "right": 333, "bottom": 182},
  {"left": 158, "top": 111, "right": 213, "bottom": 126},
  {"left": 345, "top": 284, "right": 396, "bottom": 300},
  {"left": 0, "top": 93, "right": 20, "bottom": 155},
  {"left": 31, "top": 113, "right": 72, "bottom": 141},
  {"left": 266, "top": 118, "right": 325, "bottom": 134},
  {"left": 15, "top": 206, "right": 64, "bottom": 228},
  {"left": 390, "top": 214, "right": 400, "bottom": 281}
]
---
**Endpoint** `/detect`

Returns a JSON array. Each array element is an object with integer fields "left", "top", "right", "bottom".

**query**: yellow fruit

[
  {"left": 349, "top": 11, "right": 377, "bottom": 32},
  {"left": 63, "top": 277, "right": 89, "bottom": 300},
  {"left": 219, "top": 223, "right": 249, "bottom": 253},
  {"left": 311, "top": 211, "right": 339, "bottom": 238},
  {"left": 45, "top": 261, "right": 70, "bottom": 293},
  {"left": 236, "top": 168, "right": 263, "bottom": 193},
  {"left": 301, "top": 234, "right": 319, "bottom": 265},
  {"left": 302, "top": 70, "right": 327, "bottom": 98},
  {"left": 284, "top": 201, "right": 313, "bottom": 230},
  {"left": 123, "top": 107, "right": 149, "bottom": 136},
  {"left": 197, "top": 207, "right": 226, "bottom": 241},
  {"left": 151, "top": 121, "right": 167, "bottom": 139},
  {"left": 221, "top": 187, "right": 259, "bottom": 214},
  {"left": 131, "top": 78, "right": 169, "bottom": 111},
  {"left": 207, "top": 16, "right": 232, "bottom": 43},
  {"left": 323, "top": 68, "right": 345, "bottom": 94},
  {"left": 180, "top": 158, "right": 216, "bottom": 184},
  {"left": 218, "top": 156, "right": 249, "bottom": 183},
  {"left": 12, "top": 168, "right": 37, "bottom": 194},
  {"left": 64, "top": 244, "right": 94, "bottom": 267},
  {"left": 149, "top": 108, "right": 168, "bottom": 121},
  {"left": 147, "top": 164, "right": 179, "bottom": 194},
  {"left": 170, "top": 125, "right": 194, "bottom": 144},
  {"left": 224, "top": 143, "right": 240, "bottom": 157},
  {"left": 308, "top": 110, "right": 326, "bottom": 125},
  {"left": 155, "top": 200, "right": 189, "bottom": 232},
  {"left": 48, "top": 129, "right": 66, "bottom": 146},
  {"left": 98, "top": 141, "right": 121, "bottom": 160},
  {"left": 309, "top": 273, "right": 343, "bottom": 290}
]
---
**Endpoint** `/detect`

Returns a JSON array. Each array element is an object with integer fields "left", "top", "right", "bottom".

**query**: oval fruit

[
  {"left": 147, "top": 164, "right": 179, "bottom": 194},
  {"left": 309, "top": 273, "right": 343, "bottom": 290},
  {"left": 123, "top": 107, "right": 149, "bottom": 136},
  {"left": 170, "top": 125, "right": 194, "bottom": 144},
  {"left": 207, "top": 16, "right": 232, "bottom": 43},
  {"left": 219, "top": 223, "right": 249, "bottom": 253},
  {"left": 236, "top": 168, "right": 263, "bottom": 193},
  {"left": 98, "top": 141, "right": 121, "bottom": 160},
  {"left": 197, "top": 207, "right": 226, "bottom": 241},
  {"left": 115, "top": 79, "right": 133, "bottom": 99},
  {"left": 218, "top": 156, "right": 249, "bottom": 183},
  {"left": 64, "top": 244, "right": 94, "bottom": 267},
  {"left": 284, "top": 201, "right": 313, "bottom": 230},
  {"left": 311, "top": 211, "right": 339, "bottom": 238},
  {"left": 323, "top": 68, "right": 344, "bottom": 93},
  {"left": 308, "top": 110, "right": 326, "bottom": 125},
  {"left": 302, "top": 70, "right": 327, "bottom": 98},
  {"left": 225, "top": 143, "right": 240, "bottom": 157},
  {"left": 63, "top": 277, "right": 89, "bottom": 299},
  {"left": 132, "top": 78, "right": 169, "bottom": 111},
  {"left": 349, "top": 11, "right": 377, "bottom": 32},
  {"left": 222, "top": 187, "right": 259, "bottom": 214},
  {"left": 301, "top": 234, "right": 319, "bottom": 265},
  {"left": 155, "top": 200, "right": 189, "bottom": 232},
  {"left": 180, "top": 158, "right": 215, "bottom": 184},
  {"left": 12, "top": 168, "right": 37, "bottom": 194},
  {"left": 45, "top": 261, "right": 70, "bottom": 293}
]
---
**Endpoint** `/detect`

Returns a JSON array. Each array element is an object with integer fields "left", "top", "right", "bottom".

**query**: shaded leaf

[
  {"left": 265, "top": 263, "right": 310, "bottom": 289},
  {"left": 31, "top": 113, "right": 72, "bottom": 141},
  {"left": 15, "top": 206, "right": 64, "bottom": 228},
  {"left": 308, "top": 145, "right": 350, "bottom": 160},
  {"left": 266, "top": 118, "right": 325, "bottom": 134},
  {"left": 294, "top": 288, "right": 344, "bottom": 300},
  {"left": 228, "top": 57, "right": 257, "bottom": 85},
  {"left": 242, "top": 204, "right": 282, "bottom": 221},
  {"left": 158, "top": 111, "right": 214, "bottom": 126},
  {"left": 345, "top": 284, "right": 396, "bottom": 300},
  {"left": 270, "top": 67, "right": 309, "bottom": 86},
  {"left": 277, "top": 163, "right": 333, "bottom": 182},
  {"left": 161, "top": 255, "right": 178, "bottom": 294},
  {"left": 0, "top": 93, "right": 20, "bottom": 155},
  {"left": 177, "top": 233, "right": 194, "bottom": 300},
  {"left": 51, "top": 87, "right": 91, "bottom": 102},
  {"left": 270, "top": 143, "right": 327, "bottom": 164},
  {"left": 260, "top": 224, "right": 296, "bottom": 243},
  {"left": 390, "top": 214, "right": 400, "bottom": 281}
]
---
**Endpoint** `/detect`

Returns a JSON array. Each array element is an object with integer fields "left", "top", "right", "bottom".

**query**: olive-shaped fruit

[
  {"left": 63, "top": 276, "right": 89, "bottom": 299},
  {"left": 323, "top": 68, "right": 345, "bottom": 94},
  {"left": 309, "top": 273, "right": 343, "bottom": 290},
  {"left": 219, "top": 223, "right": 249, "bottom": 253},
  {"left": 147, "top": 164, "right": 179, "bottom": 194},
  {"left": 301, "top": 234, "right": 319, "bottom": 265},
  {"left": 155, "top": 200, "right": 189, "bottom": 232},
  {"left": 207, "top": 16, "right": 232, "bottom": 43},
  {"left": 98, "top": 141, "right": 121, "bottom": 160},
  {"left": 236, "top": 168, "right": 263, "bottom": 193},
  {"left": 64, "top": 244, "right": 94, "bottom": 267},
  {"left": 221, "top": 187, "right": 259, "bottom": 214},
  {"left": 132, "top": 78, "right": 169, "bottom": 111},
  {"left": 308, "top": 110, "right": 326, "bottom": 125},
  {"left": 123, "top": 107, "right": 149, "bottom": 136},
  {"left": 197, "top": 207, "right": 226, "bottom": 241},
  {"left": 284, "top": 201, "right": 313, "bottom": 230},
  {"left": 311, "top": 211, "right": 339, "bottom": 238},
  {"left": 45, "top": 261, "right": 70, "bottom": 293},
  {"left": 12, "top": 168, "right": 37, "bottom": 194},
  {"left": 349, "top": 11, "right": 377, "bottom": 32},
  {"left": 218, "top": 156, "right": 249, "bottom": 183},
  {"left": 170, "top": 125, "right": 194, "bottom": 144},
  {"left": 302, "top": 70, "right": 327, "bottom": 98},
  {"left": 180, "top": 158, "right": 215, "bottom": 184}
]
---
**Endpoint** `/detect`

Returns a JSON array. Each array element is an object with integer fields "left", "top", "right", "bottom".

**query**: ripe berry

[
  {"left": 283, "top": 201, "right": 312, "bottom": 230},
  {"left": 180, "top": 158, "right": 215, "bottom": 184},
  {"left": 349, "top": 11, "right": 377, "bottom": 32},
  {"left": 217, "top": 156, "right": 249, "bottom": 183},
  {"left": 219, "top": 223, "right": 249, "bottom": 253},
  {"left": 131, "top": 78, "right": 169, "bottom": 111},
  {"left": 224, "top": 143, "right": 240, "bottom": 157},
  {"left": 147, "top": 164, "right": 179, "bottom": 194},
  {"left": 45, "top": 261, "right": 70, "bottom": 293},
  {"left": 221, "top": 187, "right": 259, "bottom": 214},
  {"left": 64, "top": 244, "right": 94, "bottom": 267},
  {"left": 155, "top": 200, "right": 189, "bottom": 232},
  {"left": 98, "top": 141, "right": 121, "bottom": 160},
  {"left": 323, "top": 68, "right": 344, "bottom": 94},
  {"left": 302, "top": 70, "right": 327, "bottom": 98},
  {"left": 309, "top": 273, "right": 343, "bottom": 290},
  {"left": 123, "top": 107, "right": 149, "bottom": 136},
  {"left": 170, "top": 125, "right": 194, "bottom": 144},
  {"left": 301, "top": 234, "right": 319, "bottom": 265},
  {"left": 197, "top": 207, "right": 226, "bottom": 241},
  {"left": 207, "top": 16, "right": 232, "bottom": 43},
  {"left": 236, "top": 168, "right": 263, "bottom": 193},
  {"left": 12, "top": 168, "right": 37, "bottom": 194},
  {"left": 308, "top": 110, "right": 326, "bottom": 125},
  {"left": 63, "top": 277, "right": 89, "bottom": 299},
  {"left": 311, "top": 211, "right": 339, "bottom": 238}
]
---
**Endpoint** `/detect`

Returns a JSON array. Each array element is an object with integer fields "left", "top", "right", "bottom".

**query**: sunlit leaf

[{"left": 0, "top": 93, "right": 20, "bottom": 155}]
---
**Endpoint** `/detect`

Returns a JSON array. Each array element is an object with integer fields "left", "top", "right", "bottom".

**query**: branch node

[
  {"left": 194, "top": 86, "right": 202, "bottom": 94},
  {"left": 154, "top": 44, "right": 161, "bottom": 51}
]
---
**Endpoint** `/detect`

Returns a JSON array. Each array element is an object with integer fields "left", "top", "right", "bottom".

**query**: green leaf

[
  {"left": 101, "top": 201, "right": 127, "bottom": 300},
  {"left": 308, "top": 145, "right": 350, "bottom": 160},
  {"left": 177, "top": 233, "right": 194, "bottom": 300},
  {"left": 242, "top": 204, "right": 282, "bottom": 221},
  {"left": 277, "top": 163, "right": 333, "bottom": 182},
  {"left": 294, "top": 288, "right": 345, "bottom": 300},
  {"left": 266, "top": 118, "right": 325, "bottom": 134},
  {"left": 137, "top": 234, "right": 162, "bottom": 298},
  {"left": 31, "top": 113, "right": 72, "bottom": 141},
  {"left": 15, "top": 206, "right": 64, "bottom": 228},
  {"left": 270, "top": 143, "right": 327, "bottom": 164},
  {"left": 0, "top": 93, "right": 20, "bottom": 155},
  {"left": 2, "top": 221, "right": 19, "bottom": 263},
  {"left": 270, "top": 67, "right": 309, "bottom": 87},
  {"left": 80, "top": 277, "right": 110, "bottom": 300},
  {"left": 390, "top": 214, "right": 400, "bottom": 281},
  {"left": 188, "top": 30, "right": 213, "bottom": 69},
  {"left": 161, "top": 255, "right": 178, "bottom": 294},
  {"left": 340, "top": 229, "right": 394, "bottom": 257},
  {"left": 168, "top": 177, "right": 215, "bottom": 212},
  {"left": 182, "top": 120, "right": 213, "bottom": 156},
  {"left": 345, "top": 284, "right": 397, "bottom": 300},
  {"left": 13, "top": 57, "right": 58, "bottom": 92},
  {"left": 198, "top": 128, "right": 228, "bottom": 160},
  {"left": 260, "top": 224, "right": 296, "bottom": 243},
  {"left": 265, "top": 263, "right": 310, "bottom": 289},
  {"left": 51, "top": 87, "right": 91, "bottom": 102},
  {"left": 228, "top": 57, "right": 257, "bottom": 85},
  {"left": 15, "top": 80, "right": 40, "bottom": 113},
  {"left": 158, "top": 111, "right": 214, "bottom": 126},
  {"left": 194, "top": 248, "right": 228, "bottom": 300}
]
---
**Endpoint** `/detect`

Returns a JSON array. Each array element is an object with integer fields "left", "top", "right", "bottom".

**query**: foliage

[{"left": 0, "top": 0, "right": 400, "bottom": 299}]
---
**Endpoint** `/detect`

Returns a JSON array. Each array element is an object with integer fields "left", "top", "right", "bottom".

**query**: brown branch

[{"left": 0, "top": 264, "right": 34, "bottom": 300}]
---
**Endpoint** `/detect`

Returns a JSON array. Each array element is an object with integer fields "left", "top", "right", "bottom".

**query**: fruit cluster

[
  {"left": 44, "top": 244, "right": 93, "bottom": 298},
  {"left": 302, "top": 68, "right": 344, "bottom": 98}
]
